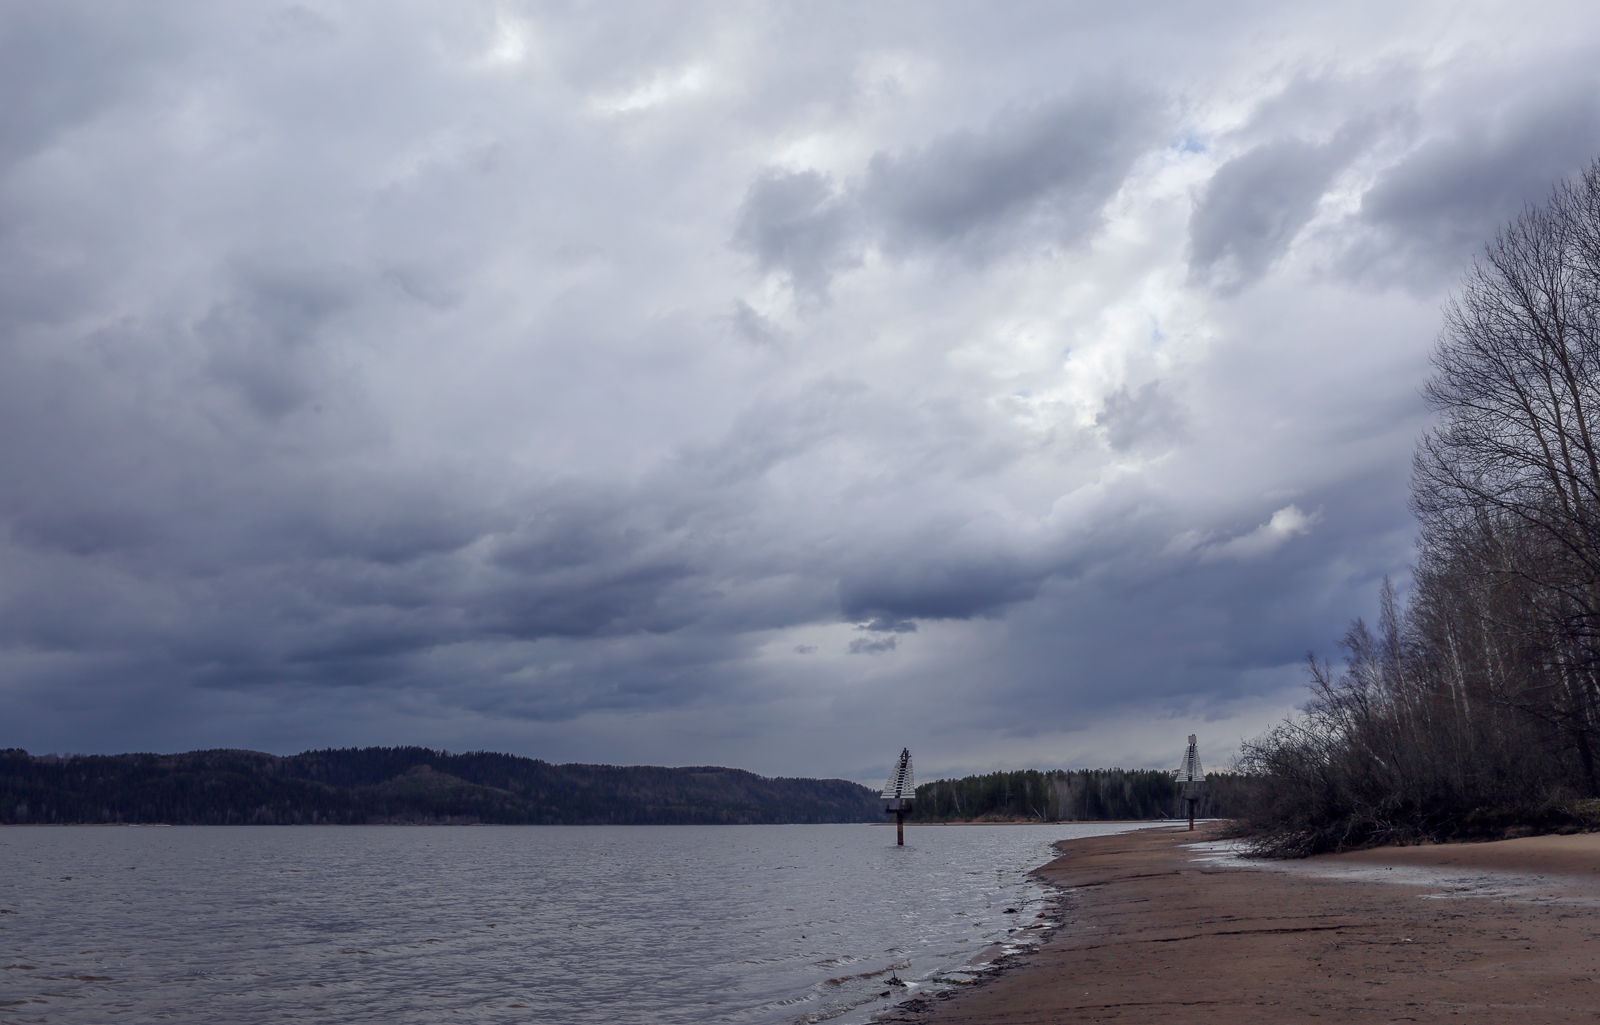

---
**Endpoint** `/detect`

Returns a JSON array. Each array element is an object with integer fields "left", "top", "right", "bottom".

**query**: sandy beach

[{"left": 886, "top": 824, "right": 1600, "bottom": 1023}]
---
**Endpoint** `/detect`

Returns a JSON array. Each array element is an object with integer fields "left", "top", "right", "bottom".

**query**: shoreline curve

[{"left": 881, "top": 823, "right": 1600, "bottom": 1023}]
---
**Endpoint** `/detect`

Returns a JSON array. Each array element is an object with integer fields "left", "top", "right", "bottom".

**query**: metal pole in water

[{"left": 882, "top": 747, "right": 914, "bottom": 847}]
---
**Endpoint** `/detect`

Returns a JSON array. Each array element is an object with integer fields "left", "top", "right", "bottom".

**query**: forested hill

[{"left": 0, "top": 747, "right": 884, "bottom": 825}]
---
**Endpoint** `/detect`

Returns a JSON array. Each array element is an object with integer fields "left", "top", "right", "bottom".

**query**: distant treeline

[
  {"left": 0, "top": 747, "right": 883, "bottom": 826},
  {"left": 908, "top": 768, "right": 1246, "bottom": 822}
]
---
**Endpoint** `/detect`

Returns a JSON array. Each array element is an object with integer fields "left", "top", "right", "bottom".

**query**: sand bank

[{"left": 884, "top": 824, "right": 1600, "bottom": 1023}]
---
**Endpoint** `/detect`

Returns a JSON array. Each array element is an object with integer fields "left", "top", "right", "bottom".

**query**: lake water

[{"left": 0, "top": 822, "right": 1151, "bottom": 1024}]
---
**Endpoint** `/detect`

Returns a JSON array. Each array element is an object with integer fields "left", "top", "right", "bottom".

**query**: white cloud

[
  {"left": 592, "top": 64, "right": 713, "bottom": 114},
  {"left": 1199, "top": 505, "right": 1323, "bottom": 562}
]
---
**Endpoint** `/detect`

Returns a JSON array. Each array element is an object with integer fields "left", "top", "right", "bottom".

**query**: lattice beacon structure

[
  {"left": 1173, "top": 734, "right": 1207, "bottom": 831},
  {"left": 881, "top": 748, "right": 914, "bottom": 846}
]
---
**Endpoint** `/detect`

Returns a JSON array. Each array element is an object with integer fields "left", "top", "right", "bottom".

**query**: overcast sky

[{"left": 5, "top": 1, "right": 1600, "bottom": 783}]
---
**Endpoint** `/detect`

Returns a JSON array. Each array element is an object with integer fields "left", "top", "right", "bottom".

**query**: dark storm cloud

[
  {"left": 481, "top": 524, "right": 701, "bottom": 639},
  {"left": 732, "top": 170, "right": 857, "bottom": 301},
  {"left": 861, "top": 89, "right": 1162, "bottom": 257},
  {"left": 199, "top": 265, "right": 358, "bottom": 419},
  {"left": 892, "top": 460, "right": 1417, "bottom": 737},
  {"left": 1189, "top": 123, "right": 1370, "bottom": 291},
  {"left": 734, "top": 88, "right": 1162, "bottom": 297},
  {"left": 1094, "top": 382, "right": 1186, "bottom": 452},
  {"left": 848, "top": 635, "right": 897, "bottom": 655},
  {"left": 1344, "top": 89, "right": 1600, "bottom": 287},
  {"left": 0, "top": 3, "right": 177, "bottom": 167},
  {"left": 838, "top": 550, "right": 1048, "bottom": 623}
]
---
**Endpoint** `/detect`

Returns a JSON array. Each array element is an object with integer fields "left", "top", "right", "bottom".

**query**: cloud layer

[{"left": 4, "top": 1, "right": 1598, "bottom": 781}]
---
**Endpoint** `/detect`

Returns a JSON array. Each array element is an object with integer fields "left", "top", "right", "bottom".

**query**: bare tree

[
  {"left": 1238, "top": 158, "right": 1600, "bottom": 855},
  {"left": 1413, "top": 158, "right": 1600, "bottom": 769}
]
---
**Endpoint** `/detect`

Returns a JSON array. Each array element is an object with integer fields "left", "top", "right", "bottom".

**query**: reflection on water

[{"left": 1, "top": 822, "right": 1147, "bottom": 1024}]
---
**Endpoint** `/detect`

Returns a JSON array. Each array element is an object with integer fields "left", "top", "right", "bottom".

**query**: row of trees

[
  {"left": 1241, "top": 159, "right": 1600, "bottom": 854},
  {"left": 910, "top": 768, "right": 1243, "bottom": 822}
]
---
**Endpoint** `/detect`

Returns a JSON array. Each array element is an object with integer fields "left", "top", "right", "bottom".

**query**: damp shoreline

[{"left": 881, "top": 824, "right": 1600, "bottom": 1022}]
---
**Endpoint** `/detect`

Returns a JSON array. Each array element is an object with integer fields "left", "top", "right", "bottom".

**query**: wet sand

[{"left": 885, "top": 824, "right": 1600, "bottom": 1023}]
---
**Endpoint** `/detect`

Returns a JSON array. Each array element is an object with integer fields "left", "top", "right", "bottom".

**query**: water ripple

[{"left": 1, "top": 822, "right": 1146, "bottom": 1024}]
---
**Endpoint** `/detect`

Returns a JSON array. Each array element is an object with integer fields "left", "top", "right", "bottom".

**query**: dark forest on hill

[{"left": 0, "top": 747, "right": 884, "bottom": 825}]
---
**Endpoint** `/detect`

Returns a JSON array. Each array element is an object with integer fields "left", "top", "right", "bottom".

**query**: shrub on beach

[{"left": 1233, "top": 591, "right": 1600, "bottom": 857}]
